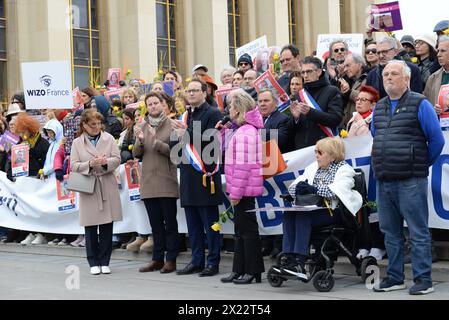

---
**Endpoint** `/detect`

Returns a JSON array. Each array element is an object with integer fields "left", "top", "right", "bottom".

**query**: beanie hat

[
  {"left": 400, "top": 35, "right": 415, "bottom": 48},
  {"left": 237, "top": 53, "right": 254, "bottom": 69}
]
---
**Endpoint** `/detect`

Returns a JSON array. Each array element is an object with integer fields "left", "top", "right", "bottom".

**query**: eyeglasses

[
  {"left": 239, "top": 62, "right": 249, "bottom": 66},
  {"left": 365, "top": 48, "right": 377, "bottom": 54},
  {"left": 376, "top": 47, "right": 394, "bottom": 56},
  {"left": 11, "top": 100, "right": 20, "bottom": 104},
  {"left": 186, "top": 89, "right": 203, "bottom": 94},
  {"left": 356, "top": 98, "right": 373, "bottom": 103},
  {"left": 414, "top": 40, "right": 425, "bottom": 47},
  {"left": 333, "top": 48, "right": 346, "bottom": 53},
  {"left": 300, "top": 69, "right": 318, "bottom": 76},
  {"left": 315, "top": 149, "right": 323, "bottom": 156}
]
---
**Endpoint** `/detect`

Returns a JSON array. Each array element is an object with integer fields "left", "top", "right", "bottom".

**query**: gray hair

[
  {"left": 346, "top": 53, "right": 366, "bottom": 68},
  {"left": 227, "top": 89, "right": 256, "bottom": 126},
  {"left": 329, "top": 39, "right": 349, "bottom": 53},
  {"left": 379, "top": 36, "right": 398, "bottom": 49},
  {"left": 259, "top": 87, "right": 279, "bottom": 105},
  {"left": 385, "top": 60, "right": 411, "bottom": 78},
  {"left": 438, "top": 35, "right": 449, "bottom": 44},
  {"left": 220, "top": 65, "right": 237, "bottom": 82}
]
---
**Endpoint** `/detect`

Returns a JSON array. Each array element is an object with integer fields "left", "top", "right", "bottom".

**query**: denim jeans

[{"left": 377, "top": 177, "right": 432, "bottom": 284}]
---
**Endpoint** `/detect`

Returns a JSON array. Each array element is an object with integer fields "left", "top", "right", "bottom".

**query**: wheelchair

[{"left": 267, "top": 169, "right": 378, "bottom": 292}]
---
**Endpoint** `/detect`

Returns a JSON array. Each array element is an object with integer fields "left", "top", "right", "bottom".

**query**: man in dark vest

[
  {"left": 371, "top": 60, "right": 444, "bottom": 295},
  {"left": 171, "top": 79, "right": 223, "bottom": 277}
]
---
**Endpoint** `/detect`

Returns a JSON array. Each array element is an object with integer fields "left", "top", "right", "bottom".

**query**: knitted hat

[{"left": 237, "top": 53, "right": 254, "bottom": 69}]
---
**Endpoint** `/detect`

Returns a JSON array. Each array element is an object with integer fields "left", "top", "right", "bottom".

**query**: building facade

[{"left": 1, "top": 0, "right": 375, "bottom": 110}]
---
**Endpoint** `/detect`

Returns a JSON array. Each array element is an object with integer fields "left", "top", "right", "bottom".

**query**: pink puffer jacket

[{"left": 224, "top": 107, "right": 264, "bottom": 200}]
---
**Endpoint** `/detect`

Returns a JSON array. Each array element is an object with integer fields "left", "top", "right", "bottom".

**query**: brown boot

[
  {"left": 126, "top": 236, "right": 147, "bottom": 252},
  {"left": 138, "top": 260, "right": 164, "bottom": 272},
  {"left": 160, "top": 261, "right": 176, "bottom": 274}
]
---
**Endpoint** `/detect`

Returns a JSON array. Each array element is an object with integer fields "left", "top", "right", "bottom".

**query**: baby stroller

[{"left": 267, "top": 169, "right": 378, "bottom": 292}]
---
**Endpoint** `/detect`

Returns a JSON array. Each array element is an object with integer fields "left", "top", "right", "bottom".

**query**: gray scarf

[{"left": 147, "top": 112, "right": 165, "bottom": 128}]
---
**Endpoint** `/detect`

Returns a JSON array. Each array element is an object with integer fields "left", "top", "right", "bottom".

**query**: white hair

[
  {"left": 346, "top": 53, "right": 366, "bottom": 68},
  {"left": 379, "top": 37, "right": 398, "bottom": 49},
  {"left": 385, "top": 60, "right": 411, "bottom": 78},
  {"left": 220, "top": 66, "right": 237, "bottom": 82}
]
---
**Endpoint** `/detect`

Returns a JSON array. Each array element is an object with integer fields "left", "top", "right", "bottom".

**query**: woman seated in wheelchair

[{"left": 281, "top": 137, "right": 362, "bottom": 279}]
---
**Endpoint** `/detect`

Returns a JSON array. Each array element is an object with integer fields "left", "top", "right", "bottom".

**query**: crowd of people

[{"left": 1, "top": 19, "right": 449, "bottom": 295}]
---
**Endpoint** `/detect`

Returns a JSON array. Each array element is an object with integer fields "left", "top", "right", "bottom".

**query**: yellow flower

[
  {"left": 113, "top": 106, "right": 119, "bottom": 112},
  {"left": 38, "top": 169, "right": 44, "bottom": 175},
  {"left": 410, "top": 57, "right": 418, "bottom": 64},
  {"left": 185, "top": 77, "right": 192, "bottom": 83},
  {"left": 128, "top": 144, "right": 134, "bottom": 151},
  {"left": 126, "top": 69, "right": 132, "bottom": 75},
  {"left": 340, "top": 129, "right": 348, "bottom": 138},
  {"left": 273, "top": 53, "right": 280, "bottom": 61},
  {"left": 211, "top": 223, "right": 221, "bottom": 232},
  {"left": 158, "top": 69, "right": 164, "bottom": 75},
  {"left": 139, "top": 101, "right": 145, "bottom": 108}
]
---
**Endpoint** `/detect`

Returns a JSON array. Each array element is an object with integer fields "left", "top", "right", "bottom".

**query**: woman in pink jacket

[{"left": 220, "top": 89, "right": 265, "bottom": 285}]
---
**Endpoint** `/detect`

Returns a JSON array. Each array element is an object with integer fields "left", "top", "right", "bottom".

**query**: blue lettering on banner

[
  {"left": 58, "top": 204, "right": 75, "bottom": 212},
  {"left": 431, "top": 155, "right": 449, "bottom": 220},
  {"left": 0, "top": 196, "right": 18, "bottom": 215}
]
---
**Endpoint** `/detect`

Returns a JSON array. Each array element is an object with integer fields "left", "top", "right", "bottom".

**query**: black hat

[{"left": 237, "top": 53, "right": 254, "bottom": 69}]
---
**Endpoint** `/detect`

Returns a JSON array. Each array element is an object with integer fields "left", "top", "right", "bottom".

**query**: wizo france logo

[{"left": 39, "top": 75, "right": 52, "bottom": 87}]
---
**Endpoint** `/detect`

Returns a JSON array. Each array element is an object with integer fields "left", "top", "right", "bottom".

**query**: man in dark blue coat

[
  {"left": 366, "top": 36, "right": 423, "bottom": 99},
  {"left": 171, "top": 79, "right": 223, "bottom": 277}
]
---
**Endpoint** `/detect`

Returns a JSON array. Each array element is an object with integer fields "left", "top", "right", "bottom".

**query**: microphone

[{"left": 221, "top": 116, "right": 231, "bottom": 126}]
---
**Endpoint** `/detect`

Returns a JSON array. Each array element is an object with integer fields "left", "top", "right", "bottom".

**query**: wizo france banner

[
  {"left": 21, "top": 61, "right": 73, "bottom": 110},
  {"left": 1, "top": 135, "right": 449, "bottom": 235}
]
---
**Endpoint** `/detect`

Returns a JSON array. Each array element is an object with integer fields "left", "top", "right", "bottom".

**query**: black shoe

[
  {"left": 220, "top": 272, "right": 241, "bottom": 283},
  {"left": 176, "top": 262, "right": 203, "bottom": 275},
  {"left": 281, "top": 263, "right": 308, "bottom": 280},
  {"left": 261, "top": 247, "right": 271, "bottom": 257},
  {"left": 198, "top": 266, "right": 219, "bottom": 277},
  {"left": 112, "top": 241, "right": 122, "bottom": 250},
  {"left": 232, "top": 273, "right": 261, "bottom": 284},
  {"left": 269, "top": 248, "right": 281, "bottom": 259}
]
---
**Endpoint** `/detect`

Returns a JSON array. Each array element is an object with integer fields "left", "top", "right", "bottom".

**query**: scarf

[
  {"left": 360, "top": 110, "right": 372, "bottom": 119},
  {"left": 23, "top": 133, "right": 41, "bottom": 149},
  {"left": 147, "top": 112, "right": 165, "bottom": 128},
  {"left": 86, "top": 132, "right": 101, "bottom": 147}
]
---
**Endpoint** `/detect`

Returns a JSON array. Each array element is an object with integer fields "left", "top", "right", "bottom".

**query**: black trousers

[
  {"left": 85, "top": 222, "right": 113, "bottom": 267},
  {"left": 232, "top": 197, "right": 265, "bottom": 275},
  {"left": 143, "top": 198, "right": 179, "bottom": 262}
]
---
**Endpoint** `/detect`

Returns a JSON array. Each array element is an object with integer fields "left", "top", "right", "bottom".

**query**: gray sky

[{"left": 394, "top": 0, "right": 448, "bottom": 38}]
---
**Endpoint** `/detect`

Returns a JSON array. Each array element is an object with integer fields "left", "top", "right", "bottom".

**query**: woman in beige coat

[
  {"left": 133, "top": 92, "right": 180, "bottom": 274},
  {"left": 70, "top": 109, "right": 122, "bottom": 275}
]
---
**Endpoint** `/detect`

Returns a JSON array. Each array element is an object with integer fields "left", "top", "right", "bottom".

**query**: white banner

[
  {"left": 316, "top": 33, "right": 364, "bottom": 62},
  {"left": 236, "top": 35, "right": 268, "bottom": 62},
  {"left": 21, "top": 61, "right": 73, "bottom": 110},
  {"left": 1, "top": 134, "right": 449, "bottom": 235}
]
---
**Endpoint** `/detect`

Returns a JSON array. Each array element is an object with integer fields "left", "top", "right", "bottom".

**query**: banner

[
  {"left": 107, "top": 68, "right": 121, "bottom": 89},
  {"left": 215, "top": 87, "right": 237, "bottom": 112},
  {"left": 369, "top": 1, "right": 403, "bottom": 32},
  {"left": 316, "top": 34, "right": 364, "bottom": 62},
  {"left": 236, "top": 35, "right": 268, "bottom": 62},
  {"left": 438, "top": 84, "right": 449, "bottom": 130},
  {"left": 21, "top": 61, "right": 73, "bottom": 110},
  {"left": 2, "top": 135, "right": 449, "bottom": 234}
]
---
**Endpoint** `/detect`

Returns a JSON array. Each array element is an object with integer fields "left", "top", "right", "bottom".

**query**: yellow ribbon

[{"left": 323, "top": 199, "right": 333, "bottom": 217}]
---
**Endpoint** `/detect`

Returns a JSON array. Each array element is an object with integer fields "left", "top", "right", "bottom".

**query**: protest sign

[
  {"left": 163, "top": 81, "right": 175, "bottom": 97},
  {"left": 316, "top": 34, "right": 364, "bottom": 62},
  {"left": 21, "top": 61, "right": 73, "bottom": 110},
  {"left": 72, "top": 87, "right": 83, "bottom": 112},
  {"left": 107, "top": 68, "right": 121, "bottom": 89},
  {"left": 438, "top": 84, "right": 449, "bottom": 131},
  {"left": 0, "top": 130, "right": 20, "bottom": 152},
  {"left": 236, "top": 35, "right": 268, "bottom": 62},
  {"left": 56, "top": 178, "right": 76, "bottom": 212},
  {"left": 105, "top": 88, "right": 122, "bottom": 102},
  {"left": 125, "top": 102, "right": 141, "bottom": 110},
  {"left": 215, "top": 87, "right": 237, "bottom": 112},
  {"left": 369, "top": 1, "right": 403, "bottom": 32},
  {"left": 254, "top": 71, "right": 291, "bottom": 112},
  {"left": 125, "top": 163, "right": 141, "bottom": 201},
  {"left": 11, "top": 144, "right": 29, "bottom": 177}
]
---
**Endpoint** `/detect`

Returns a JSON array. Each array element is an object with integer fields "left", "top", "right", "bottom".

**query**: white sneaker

[
  {"left": 101, "top": 266, "right": 111, "bottom": 274},
  {"left": 79, "top": 237, "right": 86, "bottom": 247},
  {"left": 369, "top": 248, "right": 386, "bottom": 261},
  {"left": 31, "top": 233, "right": 47, "bottom": 245},
  {"left": 20, "top": 233, "right": 36, "bottom": 245},
  {"left": 357, "top": 249, "right": 370, "bottom": 259},
  {"left": 48, "top": 238, "right": 59, "bottom": 245},
  {"left": 70, "top": 235, "right": 84, "bottom": 247},
  {"left": 58, "top": 238, "right": 69, "bottom": 246},
  {"left": 90, "top": 266, "right": 101, "bottom": 275}
]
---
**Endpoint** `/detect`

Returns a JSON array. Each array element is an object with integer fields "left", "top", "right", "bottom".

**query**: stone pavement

[{"left": 1, "top": 243, "right": 449, "bottom": 300}]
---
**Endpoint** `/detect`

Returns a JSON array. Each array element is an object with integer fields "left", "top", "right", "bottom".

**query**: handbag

[
  {"left": 262, "top": 139, "right": 287, "bottom": 179},
  {"left": 294, "top": 181, "right": 324, "bottom": 207},
  {"left": 66, "top": 172, "right": 96, "bottom": 194}
]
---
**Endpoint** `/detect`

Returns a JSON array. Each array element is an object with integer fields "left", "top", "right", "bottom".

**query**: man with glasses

[
  {"left": 366, "top": 37, "right": 423, "bottom": 99},
  {"left": 289, "top": 56, "right": 343, "bottom": 150},
  {"left": 277, "top": 44, "right": 301, "bottom": 90},
  {"left": 237, "top": 53, "right": 253, "bottom": 73},
  {"left": 326, "top": 40, "right": 349, "bottom": 88},
  {"left": 171, "top": 79, "right": 223, "bottom": 278}
]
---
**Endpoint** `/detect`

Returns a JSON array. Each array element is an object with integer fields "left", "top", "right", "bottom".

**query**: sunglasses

[
  {"left": 239, "top": 62, "right": 249, "bottom": 66},
  {"left": 315, "top": 149, "right": 323, "bottom": 156},
  {"left": 333, "top": 48, "right": 346, "bottom": 53},
  {"left": 365, "top": 48, "right": 377, "bottom": 54}
]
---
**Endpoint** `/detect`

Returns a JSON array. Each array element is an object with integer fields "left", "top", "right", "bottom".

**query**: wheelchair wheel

[
  {"left": 312, "top": 270, "right": 334, "bottom": 292},
  {"left": 361, "top": 257, "right": 378, "bottom": 282},
  {"left": 267, "top": 268, "right": 284, "bottom": 287}
]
